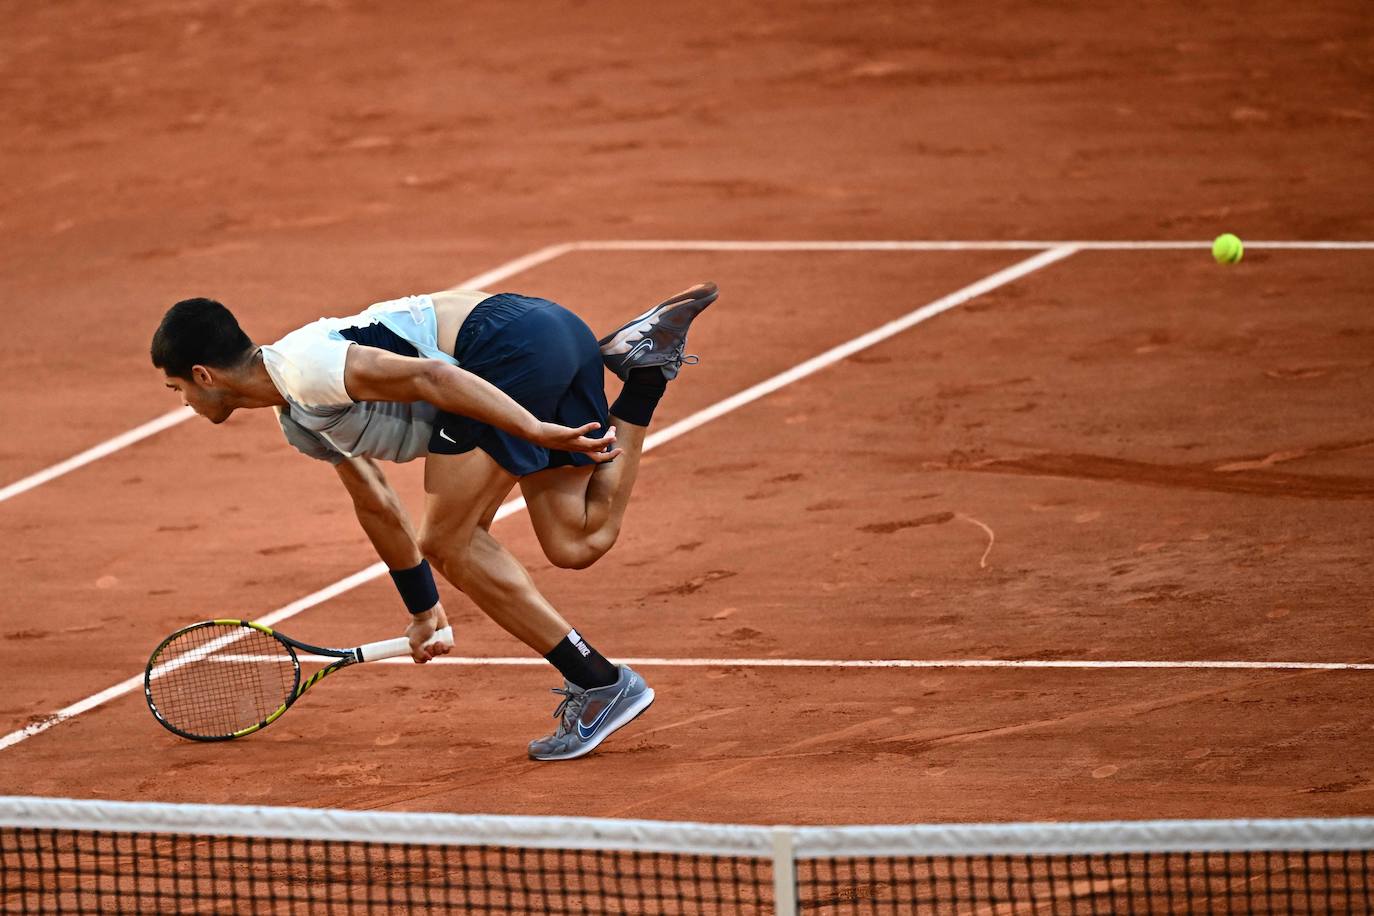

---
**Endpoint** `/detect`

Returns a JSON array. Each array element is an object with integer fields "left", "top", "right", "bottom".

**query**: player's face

[{"left": 164, "top": 372, "right": 233, "bottom": 424}]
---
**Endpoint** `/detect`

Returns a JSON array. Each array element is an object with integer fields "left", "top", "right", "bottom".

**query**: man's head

[{"left": 151, "top": 298, "right": 256, "bottom": 423}]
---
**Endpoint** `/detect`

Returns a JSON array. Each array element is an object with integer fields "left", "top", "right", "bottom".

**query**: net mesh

[
  {"left": 145, "top": 623, "right": 297, "bottom": 739},
  {"left": 3, "top": 798, "right": 1372, "bottom": 915},
  {"left": 796, "top": 850, "right": 1373, "bottom": 913},
  {"left": 0, "top": 827, "right": 769, "bottom": 914}
]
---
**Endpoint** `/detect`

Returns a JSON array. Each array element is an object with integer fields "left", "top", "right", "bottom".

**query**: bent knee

[
  {"left": 418, "top": 530, "right": 474, "bottom": 582},
  {"left": 544, "top": 530, "right": 618, "bottom": 570}
]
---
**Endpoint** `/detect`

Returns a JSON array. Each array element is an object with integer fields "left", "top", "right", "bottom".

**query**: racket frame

[{"left": 144, "top": 619, "right": 441, "bottom": 742}]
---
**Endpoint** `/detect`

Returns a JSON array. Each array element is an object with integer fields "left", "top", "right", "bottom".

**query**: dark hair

[{"left": 151, "top": 298, "right": 255, "bottom": 379}]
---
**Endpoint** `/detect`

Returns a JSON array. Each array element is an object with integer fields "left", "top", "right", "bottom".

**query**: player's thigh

[
  {"left": 421, "top": 449, "right": 519, "bottom": 550},
  {"left": 519, "top": 464, "right": 596, "bottom": 536}
]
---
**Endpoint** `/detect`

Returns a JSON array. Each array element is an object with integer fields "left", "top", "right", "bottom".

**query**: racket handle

[{"left": 357, "top": 626, "right": 454, "bottom": 663}]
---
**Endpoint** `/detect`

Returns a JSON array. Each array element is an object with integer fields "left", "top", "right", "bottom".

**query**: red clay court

[{"left": 2, "top": 1, "right": 1372, "bottom": 911}]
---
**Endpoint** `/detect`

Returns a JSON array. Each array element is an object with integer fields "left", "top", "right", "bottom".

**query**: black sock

[
  {"left": 609, "top": 367, "right": 668, "bottom": 428},
  {"left": 544, "top": 629, "right": 620, "bottom": 690}
]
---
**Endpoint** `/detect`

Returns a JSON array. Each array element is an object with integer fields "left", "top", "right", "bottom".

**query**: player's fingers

[
  {"left": 580, "top": 425, "right": 617, "bottom": 452},
  {"left": 583, "top": 423, "right": 616, "bottom": 442},
  {"left": 590, "top": 447, "right": 623, "bottom": 464}
]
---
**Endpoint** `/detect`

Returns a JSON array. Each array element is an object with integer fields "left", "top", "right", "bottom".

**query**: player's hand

[
  {"left": 534, "top": 421, "right": 621, "bottom": 463},
  {"left": 405, "top": 604, "right": 452, "bottom": 664}
]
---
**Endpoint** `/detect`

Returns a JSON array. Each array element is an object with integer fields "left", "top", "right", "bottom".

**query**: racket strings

[{"left": 147, "top": 625, "right": 296, "bottom": 739}]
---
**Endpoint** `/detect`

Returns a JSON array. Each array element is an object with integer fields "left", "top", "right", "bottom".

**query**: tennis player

[{"left": 150, "top": 282, "right": 717, "bottom": 760}]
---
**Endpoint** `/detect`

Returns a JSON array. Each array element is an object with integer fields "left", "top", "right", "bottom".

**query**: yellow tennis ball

[{"left": 1212, "top": 233, "right": 1244, "bottom": 265}]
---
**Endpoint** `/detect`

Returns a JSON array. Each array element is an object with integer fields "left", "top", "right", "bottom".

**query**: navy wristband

[{"left": 389, "top": 559, "right": 439, "bottom": 615}]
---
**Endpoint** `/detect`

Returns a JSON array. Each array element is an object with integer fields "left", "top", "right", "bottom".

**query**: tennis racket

[{"left": 144, "top": 619, "right": 453, "bottom": 741}]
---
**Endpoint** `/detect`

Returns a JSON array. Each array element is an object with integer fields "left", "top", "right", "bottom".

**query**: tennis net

[{"left": 2, "top": 796, "right": 1371, "bottom": 913}]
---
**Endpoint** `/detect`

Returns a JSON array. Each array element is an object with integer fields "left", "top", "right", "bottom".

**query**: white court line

[
  {"left": 0, "top": 244, "right": 575, "bottom": 508},
  {"left": 0, "top": 246, "right": 1077, "bottom": 752},
  {"left": 273, "top": 655, "right": 1374, "bottom": 672},
  {"left": 641, "top": 245, "right": 1077, "bottom": 447},
  {"left": 0, "top": 408, "right": 193, "bottom": 504},
  {"left": 574, "top": 239, "right": 1374, "bottom": 251},
  {"left": 5, "top": 238, "right": 1369, "bottom": 505},
  {"left": 460, "top": 242, "right": 573, "bottom": 289}
]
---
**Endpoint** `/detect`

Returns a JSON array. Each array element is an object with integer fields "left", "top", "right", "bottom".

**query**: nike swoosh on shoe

[{"left": 576, "top": 685, "right": 627, "bottom": 740}]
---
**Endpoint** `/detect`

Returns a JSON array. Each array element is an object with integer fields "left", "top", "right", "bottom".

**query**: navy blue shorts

[{"left": 427, "top": 294, "right": 610, "bottom": 477}]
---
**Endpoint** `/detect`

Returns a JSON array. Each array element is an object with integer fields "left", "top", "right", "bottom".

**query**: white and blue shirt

[{"left": 261, "top": 295, "right": 460, "bottom": 464}]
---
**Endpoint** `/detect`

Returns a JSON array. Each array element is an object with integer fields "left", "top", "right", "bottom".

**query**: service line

[
  {"left": 0, "top": 246, "right": 1077, "bottom": 752},
  {"left": 574, "top": 239, "right": 1374, "bottom": 252},
  {"left": 269, "top": 656, "right": 1374, "bottom": 672}
]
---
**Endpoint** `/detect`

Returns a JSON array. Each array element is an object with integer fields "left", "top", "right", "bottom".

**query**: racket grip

[{"left": 357, "top": 626, "right": 454, "bottom": 662}]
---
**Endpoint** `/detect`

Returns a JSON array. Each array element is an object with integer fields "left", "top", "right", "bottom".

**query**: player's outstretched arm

[
  {"left": 334, "top": 456, "right": 450, "bottom": 662},
  {"left": 342, "top": 347, "right": 620, "bottom": 462}
]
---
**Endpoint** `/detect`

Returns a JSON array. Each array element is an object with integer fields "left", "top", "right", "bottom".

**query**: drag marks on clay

[
  {"left": 858, "top": 512, "right": 954, "bottom": 534},
  {"left": 743, "top": 471, "right": 809, "bottom": 502},
  {"left": 854, "top": 509, "right": 997, "bottom": 570},
  {"left": 934, "top": 376, "right": 1035, "bottom": 400},
  {"left": 257, "top": 543, "right": 308, "bottom": 557},
  {"left": 647, "top": 569, "right": 738, "bottom": 598},
  {"left": 1212, "top": 438, "right": 1374, "bottom": 473},
  {"left": 1264, "top": 366, "right": 1331, "bottom": 381},
  {"left": 805, "top": 499, "right": 846, "bottom": 512},
  {"left": 4, "top": 629, "right": 48, "bottom": 641},
  {"left": 127, "top": 239, "right": 259, "bottom": 262},
  {"left": 962, "top": 452, "right": 1374, "bottom": 500},
  {"left": 1300, "top": 778, "right": 1365, "bottom": 796},
  {"left": 692, "top": 461, "right": 760, "bottom": 476}
]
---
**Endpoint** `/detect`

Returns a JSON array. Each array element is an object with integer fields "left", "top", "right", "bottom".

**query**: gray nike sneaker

[
  {"left": 598, "top": 282, "right": 718, "bottom": 380},
  {"left": 527, "top": 665, "right": 655, "bottom": 761}
]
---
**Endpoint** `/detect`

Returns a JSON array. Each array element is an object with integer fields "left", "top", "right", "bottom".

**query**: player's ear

[{"left": 190, "top": 364, "right": 215, "bottom": 387}]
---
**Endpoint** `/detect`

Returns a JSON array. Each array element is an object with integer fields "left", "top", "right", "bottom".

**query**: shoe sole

[
  {"left": 528, "top": 687, "right": 656, "bottom": 762},
  {"left": 597, "top": 282, "right": 718, "bottom": 354}
]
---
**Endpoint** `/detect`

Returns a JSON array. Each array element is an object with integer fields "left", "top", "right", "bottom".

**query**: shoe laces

[
  {"left": 665, "top": 341, "right": 700, "bottom": 368},
  {"left": 549, "top": 685, "right": 588, "bottom": 735}
]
